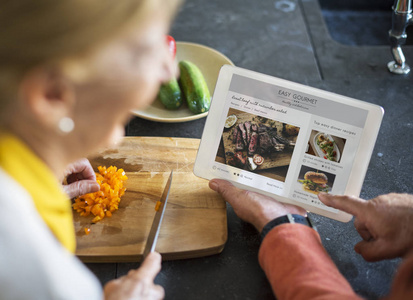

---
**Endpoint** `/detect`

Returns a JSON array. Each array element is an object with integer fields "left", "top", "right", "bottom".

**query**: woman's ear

[{"left": 18, "top": 67, "right": 76, "bottom": 131}]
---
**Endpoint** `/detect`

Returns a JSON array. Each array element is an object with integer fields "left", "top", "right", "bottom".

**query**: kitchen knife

[{"left": 142, "top": 170, "right": 173, "bottom": 260}]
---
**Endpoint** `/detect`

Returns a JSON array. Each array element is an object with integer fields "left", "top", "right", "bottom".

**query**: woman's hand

[
  {"left": 104, "top": 252, "right": 164, "bottom": 300},
  {"left": 209, "top": 179, "right": 307, "bottom": 232},
  {"left": 62, "top": 158, "right": 100, "bottom": 199},
  {"left": 318, "top": 192, "right": 413, "bottom": 261}
]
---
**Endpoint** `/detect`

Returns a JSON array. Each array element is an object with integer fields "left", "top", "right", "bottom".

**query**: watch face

[{"left": 290, "top": 214, "right": 306, "bottom": 224}]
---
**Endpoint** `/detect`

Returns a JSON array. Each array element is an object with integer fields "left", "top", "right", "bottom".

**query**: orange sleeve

[{"left": 258, "top": 224, "right": 362, "bottom": 300}]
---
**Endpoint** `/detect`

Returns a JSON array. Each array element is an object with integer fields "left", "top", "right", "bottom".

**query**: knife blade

[{"left": 142, "top": 170, "right": 173, "bottom": 260}]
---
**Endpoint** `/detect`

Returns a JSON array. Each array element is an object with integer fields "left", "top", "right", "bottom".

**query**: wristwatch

[{"left": 260, "top": 214, "right": 317, "bottom": 240}]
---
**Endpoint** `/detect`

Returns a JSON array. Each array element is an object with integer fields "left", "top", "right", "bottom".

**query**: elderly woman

[{"left": 0, "top": 0, "right": 180, "bottom": 299}]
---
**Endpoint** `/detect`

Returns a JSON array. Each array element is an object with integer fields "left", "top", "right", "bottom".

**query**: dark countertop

[{"left": 87, "top": 0, "right": 413, "bottom": 299}]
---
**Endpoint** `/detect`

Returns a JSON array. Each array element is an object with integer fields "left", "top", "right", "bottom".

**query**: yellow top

[{"left": 0, "top": 131, "right": 75, "bottom": 253}]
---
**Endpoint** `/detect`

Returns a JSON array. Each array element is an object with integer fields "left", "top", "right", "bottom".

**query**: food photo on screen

[
  {"left": 215, "top": 108, "right": 300, "bottom": 182},
  {"left": 306, "top": 130, "right": 346, "bottom": 163},
  {"left": 297, "top": 165, "right": 336, "bottom": 194}
]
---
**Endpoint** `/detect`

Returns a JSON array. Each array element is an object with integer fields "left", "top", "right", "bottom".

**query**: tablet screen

[{"left": 194, "top": 66, "right": 383, "bottom": 222}]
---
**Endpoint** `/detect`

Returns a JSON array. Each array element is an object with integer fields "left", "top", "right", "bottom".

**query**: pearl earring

[{"left": 58, "top": 117, "right": 75, "bottom": 134}]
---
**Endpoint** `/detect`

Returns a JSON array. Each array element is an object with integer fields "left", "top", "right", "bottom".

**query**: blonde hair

[{"left": 0, "top": 0, "right": 180, "bottom": 116}]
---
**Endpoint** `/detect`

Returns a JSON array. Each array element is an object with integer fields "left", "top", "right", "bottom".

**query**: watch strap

[{"left": 260, "top": 214, "right": 316, "bottom": 240}]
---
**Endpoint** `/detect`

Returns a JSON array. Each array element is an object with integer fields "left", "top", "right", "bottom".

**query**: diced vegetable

[
  {"left": 72, "top": 166, "right": 128, "bottom": 223},
  {"left": 155, "top": 201, "right": 161, "bottom": 211}
]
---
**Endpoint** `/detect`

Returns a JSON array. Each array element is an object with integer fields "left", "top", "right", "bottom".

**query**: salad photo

[
  {"left": 306, "top": 130, "right": 346, "bottom": 163},
  {"left": 315, "top": 133, "right": 339, "bottom": 161}
]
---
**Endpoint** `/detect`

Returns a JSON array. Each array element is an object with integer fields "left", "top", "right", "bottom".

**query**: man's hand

[
  {"left": 209, "top": 179, "right": 306, "bottom": 232},
  {"left": 318, "top": 192, "right": 413, "bottom": 261},
  {"left": 62, "top": 158, "right": 100, "bottom": 199},
  {"left": 104, "top": 252, "right": 164, "bottom": 300}
]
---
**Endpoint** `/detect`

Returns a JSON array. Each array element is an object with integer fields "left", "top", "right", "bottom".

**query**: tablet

[{"left": 194, "top": 65, "right": 383, "bottom": 222}]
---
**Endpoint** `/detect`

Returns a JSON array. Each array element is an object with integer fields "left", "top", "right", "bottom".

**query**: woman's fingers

[
  {"left": 62, "top": 158, "right": 99, "bottom": 198},
  {"left": 104, "top": 252, "right": 164, "bottom": 300},
  {"left": 64, "top": 158, "right": 97, "bottom": 182},
  {"left": 62, "top": 179, "right": 100, "bottom": 199},
  {"left": 135, "top": 252, "right": 162, "bottom": 282}
]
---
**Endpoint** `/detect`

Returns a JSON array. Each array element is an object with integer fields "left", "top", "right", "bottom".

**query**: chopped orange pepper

[
  {"left": 72, "top": 166, "right": 127, "bottom": 223},
  {"left": 85, "top": 227, "right": 91, "bottom": 235},
  {"left": 155, "top": 201, "right": 161, "bottom": 211}
]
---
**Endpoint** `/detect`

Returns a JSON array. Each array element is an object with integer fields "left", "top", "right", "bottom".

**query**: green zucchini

[
  {"left": 158, "top": 77, "right": 183, "bottom": 110},
  {"left": 178, "top": 60, "right": 211, "bottom": 114}
]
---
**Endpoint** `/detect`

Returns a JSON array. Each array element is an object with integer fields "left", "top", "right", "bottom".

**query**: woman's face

[{"left": 71, "top": 12, "right": 173, "bottom": 155}]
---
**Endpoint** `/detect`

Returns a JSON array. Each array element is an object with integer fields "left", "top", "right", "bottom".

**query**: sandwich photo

[{"left": 298, "top": 171, "right": 330, "bottom": 194}]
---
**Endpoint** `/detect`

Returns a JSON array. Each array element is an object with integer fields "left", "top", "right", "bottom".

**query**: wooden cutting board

[{"left": 74, "top": 137, "right": 227, "bottom": 262}]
